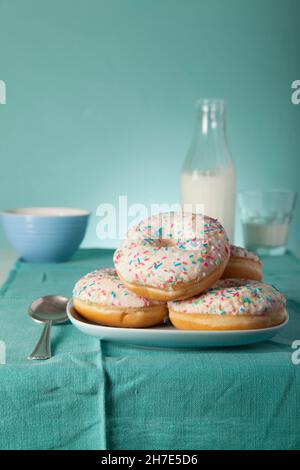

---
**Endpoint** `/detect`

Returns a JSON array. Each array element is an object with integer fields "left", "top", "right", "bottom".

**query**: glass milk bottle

[{"left": 181, "top": 99, "right": 236, "bottom": 240}]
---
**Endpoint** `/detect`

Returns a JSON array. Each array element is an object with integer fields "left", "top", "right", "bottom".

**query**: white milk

[
  {"left": 181, "top": 166, "right": 236, "bottom": 240},
  {"left": 243, "top": 221, "right": 289, "bottom": 248}
]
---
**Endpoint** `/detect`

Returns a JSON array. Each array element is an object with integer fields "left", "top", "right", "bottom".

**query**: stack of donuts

[{"left": 73, "top": 212, "right": 287, "bottom": 330}]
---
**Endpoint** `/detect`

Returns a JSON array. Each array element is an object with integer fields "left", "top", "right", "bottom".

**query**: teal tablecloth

[{"left": 0, "top": 249, "right": 300, "bottom": 450}]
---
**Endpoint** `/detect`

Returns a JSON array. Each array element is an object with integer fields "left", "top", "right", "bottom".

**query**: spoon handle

[{"left": 28, "top": 320, "right": 52, "bottom": 360}]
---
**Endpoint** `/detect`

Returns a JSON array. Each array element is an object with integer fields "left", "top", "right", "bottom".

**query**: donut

[
  {"left": 72, "top": 268, "right": 168, "bottom": 328},
  {"left": 114, "top": 212, "right": 230, "bottom": 301},
  {"left": 222, "top": 245, "right": 263, "bottom": 281},
  {"left": 168, "top": 279, "right": 287, "bottom": 330}
]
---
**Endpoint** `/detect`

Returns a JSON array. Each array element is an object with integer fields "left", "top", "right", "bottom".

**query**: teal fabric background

[
  {"left": 0, "top": 249, "right": 299, "bottom": 450},
  {"left": 0, "top": 0, "right": 300, "bottom": 249}
]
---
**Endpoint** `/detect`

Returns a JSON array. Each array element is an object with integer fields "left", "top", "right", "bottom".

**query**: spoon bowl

[
  {"left": 29, "top": 295, "right": 69, "bottom": 324},
  {"left": 28, "top": 295, "right": 69, "bottom": 360}
]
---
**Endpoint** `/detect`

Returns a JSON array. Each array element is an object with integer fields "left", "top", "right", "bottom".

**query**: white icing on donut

[
  {"left": 168, "top": 279, "right": 286, "bottom": 316},
  {"left": 73, "top": 268, "right": 159, "bottom": 308},
  {"left": 114, "top": 212, "right": 230, "bottom": 290},
  {"left": 230, "top": 245, "right": 260, "bottom": 263}
]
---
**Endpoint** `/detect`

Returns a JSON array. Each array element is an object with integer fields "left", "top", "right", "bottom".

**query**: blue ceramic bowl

[{"left": 1, "top": 207, "right": 90, "bottom": 263}]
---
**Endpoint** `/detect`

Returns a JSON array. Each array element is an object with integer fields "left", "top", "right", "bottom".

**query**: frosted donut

[
  {"left": 114, "top": 212, "right": 230, "bottom": 301},
  {"left": 168, "top": 279, "right": 287, "bottom": 330},
  {"left": 222, "top": 245, "right": 263, "bottom": 281},
  {"left": 73, "top": 268, "right": 168, "bottom": 328}
]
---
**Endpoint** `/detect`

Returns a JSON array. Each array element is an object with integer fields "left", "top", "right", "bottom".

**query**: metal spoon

[{"left": 28, "top": 295, "right": 69, "bottom": 360}]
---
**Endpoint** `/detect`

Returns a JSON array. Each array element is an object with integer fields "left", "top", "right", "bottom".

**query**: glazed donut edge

[
  {"left": 168, "top": 306, "right": 287, "bottom": 330},
  {"left": 117, "top": 262, "right": 228, "bottom": 301},
  {"left": 73, "top": 298, "right": 168, "bottom": 328}
]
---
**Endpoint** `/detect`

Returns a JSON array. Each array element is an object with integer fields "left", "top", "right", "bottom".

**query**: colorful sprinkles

[
  {"left": 114, "top": 212, "right": 230, "bottom": 290},
  {"left": 230, "top": 245, "right": 260, "bottom": 263},
  {"left": 168, "top": 279, "right": 286, "bottom": 316},
  {"left": 73, "top": 268, "right": 159, "bottom": 308}
]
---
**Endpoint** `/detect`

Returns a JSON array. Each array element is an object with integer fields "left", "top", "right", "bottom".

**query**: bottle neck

[
  {"left": 187, "top": 99, "right": 231, "bottom": 171},
  {"left": 197, "top": 100, "right": 226, "bottom": 139}
]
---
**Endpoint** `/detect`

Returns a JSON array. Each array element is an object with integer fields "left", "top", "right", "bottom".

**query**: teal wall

[{"left": 0, "top": 0, "right": 299, "bottom": 249}]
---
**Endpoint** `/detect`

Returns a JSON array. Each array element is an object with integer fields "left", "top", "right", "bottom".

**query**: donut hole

[{"left": 159, "top": 238, "right": 176, "bottom": 248}]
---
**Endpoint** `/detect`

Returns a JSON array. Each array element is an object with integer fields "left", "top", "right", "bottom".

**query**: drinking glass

[{"left": 238, "top": 190, "right": 297, "bottom": 256}]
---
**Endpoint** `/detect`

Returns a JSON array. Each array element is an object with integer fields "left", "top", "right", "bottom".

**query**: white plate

[{"left": 67, "top": 299, "right": 289, "bottom": 349}]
